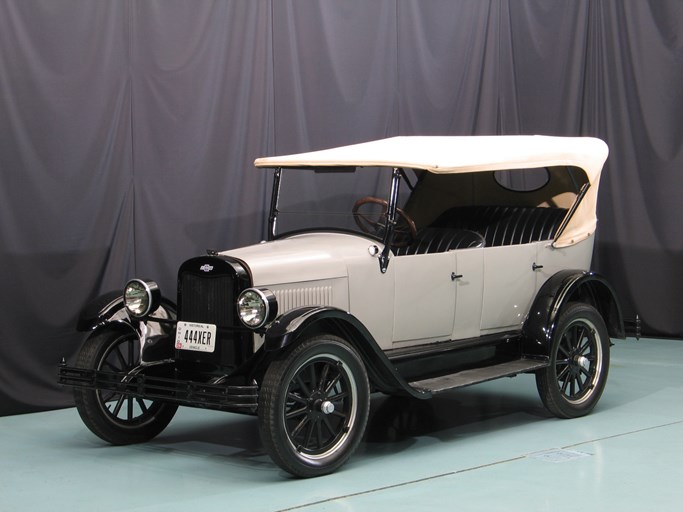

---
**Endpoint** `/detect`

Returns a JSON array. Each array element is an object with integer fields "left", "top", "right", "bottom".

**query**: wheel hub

[
  {"left": 576, "top": 355, "right": 590, "bottom": 371},
  {"left": 568, "top": 355, "right": 584, "bottom": 377},
  {"left": 320, "top": 400, "right": 335, "bottom": 415},
  {"left": 305, "top": 391, "right": 336, "bottom": 419}
]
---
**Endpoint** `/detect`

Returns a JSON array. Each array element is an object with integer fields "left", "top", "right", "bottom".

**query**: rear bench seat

[
  {"left": 431, "top": 205, "right": 568, "bottom": 247},
  {"left": 394, "top": 206, "right": 567, "bottom": 256}
]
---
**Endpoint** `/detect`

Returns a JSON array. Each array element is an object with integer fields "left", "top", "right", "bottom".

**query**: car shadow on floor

[
  {"left": 362, "top": 384, "right": 551, "bottom": 455},
  {"left": 132, "top": 379, "right": 551, "bottom": 470}
]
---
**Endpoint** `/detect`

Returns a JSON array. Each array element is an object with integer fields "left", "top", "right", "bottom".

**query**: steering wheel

[{"left": 352, "top": 196, "right": 417, "bottom": 247}]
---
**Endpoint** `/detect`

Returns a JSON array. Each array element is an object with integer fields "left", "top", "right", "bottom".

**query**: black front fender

[
  {"left": 77, "top": 290, "right": 177, "bottom": 331},
  {"left": 263, "top": 306, "right": 350, "bottom": 351},
  {"left": 523, "top": 270, "right": 625, "bottom": 357},
  {"left": 263, "top": 306, "right": 426, "bottom": 398},
  {"left": 77, "top": 291, "right": 127, "bottom": 331}
]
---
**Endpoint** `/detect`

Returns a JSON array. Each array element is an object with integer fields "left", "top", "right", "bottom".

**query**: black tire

[
  {"left": 73, "top": 328, "right": 177, "bottom": 445},
  {"left": 258, "top": 334, "right": 370, "bottom": 478},
  {"left": 536, "top": 303, "right": 610, "bottom": 419}
]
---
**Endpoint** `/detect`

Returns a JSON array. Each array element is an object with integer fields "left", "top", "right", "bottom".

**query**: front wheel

[
  {"left": 536, "top": 303, "right": 610, "bottom": 419},
  {"left": 73, "top": 328, "right": 177, "bottom": 445},
  {"left": 258, "top": 334, "right": 370, "bottom": 478}
]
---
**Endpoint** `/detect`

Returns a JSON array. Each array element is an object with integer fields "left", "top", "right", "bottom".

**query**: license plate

[{"left": 175, "top": 321, "right": 216, "bottom": 353}]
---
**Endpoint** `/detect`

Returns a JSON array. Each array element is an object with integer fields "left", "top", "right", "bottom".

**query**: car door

[
  {"left": 479, "top": 245, "right": 537, "bottom": 333},
  {"left": 391, "top": 252, "right": 457, "bottom": 344},
  {"left": 533, "top": 238, "right": 594, "bottom": 294}
]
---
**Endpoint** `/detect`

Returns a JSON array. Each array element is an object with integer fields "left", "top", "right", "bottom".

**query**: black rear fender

[{"left": 523, "top": 270, "right": 625, "bottom": 357}]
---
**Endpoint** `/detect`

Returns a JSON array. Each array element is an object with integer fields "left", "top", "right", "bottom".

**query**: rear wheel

[
  {"left": 536, "top": 303, "right": 610, "bottom": 418},
  {"left": 258, "top": 334, "right": 370, "bottom": 477},
  {"left": 73, "top": 328, "right": 177, "bottom": 444}
]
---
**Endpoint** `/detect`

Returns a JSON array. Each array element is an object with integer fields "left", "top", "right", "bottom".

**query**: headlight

[
  {"left": 124, "top": 279, "right": 160, "bottom": 318},
  {"left": 237, "top": 288, "right": 278, "bottom": 328}
]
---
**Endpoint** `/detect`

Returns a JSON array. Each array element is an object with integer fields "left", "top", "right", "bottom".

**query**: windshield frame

[{"left": 267, "top": 166, "right": 405, "bottom": 259}]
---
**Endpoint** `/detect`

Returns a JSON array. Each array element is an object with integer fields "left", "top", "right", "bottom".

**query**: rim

[
  {"left": 283, "top": 353, "right": 358, "bottom": 461},
  {"left": 554, "top": 318, "right": 603, "bottom": 405},
  {"left": 96, "top": 335, "right": 161, "bottom": 426}
]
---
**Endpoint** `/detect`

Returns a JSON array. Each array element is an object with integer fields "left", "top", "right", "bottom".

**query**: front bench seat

[{"left": 393, "top": 228, "right": 485, "bottom": 256}]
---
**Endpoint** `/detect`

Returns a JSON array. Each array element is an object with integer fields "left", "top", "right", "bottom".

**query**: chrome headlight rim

[
  {"left": 123, "top": 279, "right": 161, "bottom": 318},
  {"left": 237, "top": 287, "right": 278, "bottom": 329}
]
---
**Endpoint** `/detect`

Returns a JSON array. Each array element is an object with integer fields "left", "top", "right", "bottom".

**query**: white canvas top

[
  {"left": 254, "top": 136, "right": 609, "bottom": 247},
  {"left": 254, "top": 135, "right": 608, "bottom": 185}
]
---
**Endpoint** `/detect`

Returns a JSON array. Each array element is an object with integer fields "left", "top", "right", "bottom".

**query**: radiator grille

[{"left": 179, "top": 273, "right": 234, "bottom": 326}]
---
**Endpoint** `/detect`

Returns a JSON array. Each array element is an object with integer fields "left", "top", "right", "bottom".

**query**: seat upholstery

[
  {"left": 431, "top": 206, "right": 568, "bottom": 247},
  {"left": 394, "top": 228, "right": 485, "bottom": 256}
]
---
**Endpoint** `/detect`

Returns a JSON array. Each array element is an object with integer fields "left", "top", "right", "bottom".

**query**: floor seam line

[
  {"left": 562, "top": 418, "right": 683, "bottom": 450},
  {"left": 279, "top": 420, "right": 683, "bottom": 511},
  {"left": 275, "top": 455, "right": 527, "bottom": 511}
]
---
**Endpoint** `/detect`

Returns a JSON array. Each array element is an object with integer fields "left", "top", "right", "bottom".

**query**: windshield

[{"left": 270, "top": 167, "right": 412, "bottom": 240}]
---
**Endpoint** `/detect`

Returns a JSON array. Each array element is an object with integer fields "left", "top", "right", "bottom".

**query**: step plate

[{"left": 409, "top": 358, "right": 549, "bottom": 394}]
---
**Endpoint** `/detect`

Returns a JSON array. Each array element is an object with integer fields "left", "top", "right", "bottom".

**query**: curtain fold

[
  {"left": 130, "top": 0, "right": 273, "bottom": 292},
  {"left": 1, "top": 0, "right": 682, "bottom": 415},
  {"left": 271, "top": 0, "right": 399, "bottom": 151},
  {"left": 591, "top": 1, "right": 683, "bottom": 337},
  {"left": 0, "top": 1, "right": 135, "bottom": 414}
]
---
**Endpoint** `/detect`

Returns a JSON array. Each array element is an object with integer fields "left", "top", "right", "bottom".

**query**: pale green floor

[{"left": 1, "top": 338, "right": 681, "bottom": 512}]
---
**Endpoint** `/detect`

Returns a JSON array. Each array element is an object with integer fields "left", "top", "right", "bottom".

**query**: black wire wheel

[
  {"left": 258, "top": 334, "right": 370, "bottom": 478},
  {"left": 73, "top": 328, "right": 177, "bottom": 445},
  {"left": 536, "top": 303, "right": 610, "bottom": 419}
]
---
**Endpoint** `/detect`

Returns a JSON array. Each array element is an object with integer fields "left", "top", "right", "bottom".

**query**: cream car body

[
  {"left": 241, "top": 135, "right": 604, "bottom": 349},
  {"left": 62, "top": 135, "right": 624, "bottom": 479}
]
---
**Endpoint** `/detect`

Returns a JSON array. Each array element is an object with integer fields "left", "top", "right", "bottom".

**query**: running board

[{"left": 409, "top": 358, "right": 549, "bottom": 394}]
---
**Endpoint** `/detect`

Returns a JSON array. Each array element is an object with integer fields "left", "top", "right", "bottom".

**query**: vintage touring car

[{"left": 60, "top": 135, "right": 624, "bottom": 477}]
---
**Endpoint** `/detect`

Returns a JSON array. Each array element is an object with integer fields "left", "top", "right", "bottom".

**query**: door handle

[{"left": 532, "top": 263, "right": 544, "bottom": 271}]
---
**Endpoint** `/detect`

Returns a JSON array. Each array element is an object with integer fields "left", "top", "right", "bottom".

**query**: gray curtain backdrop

[{"left": 1, "top": 0, "right": 681, "bottom": 415}]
